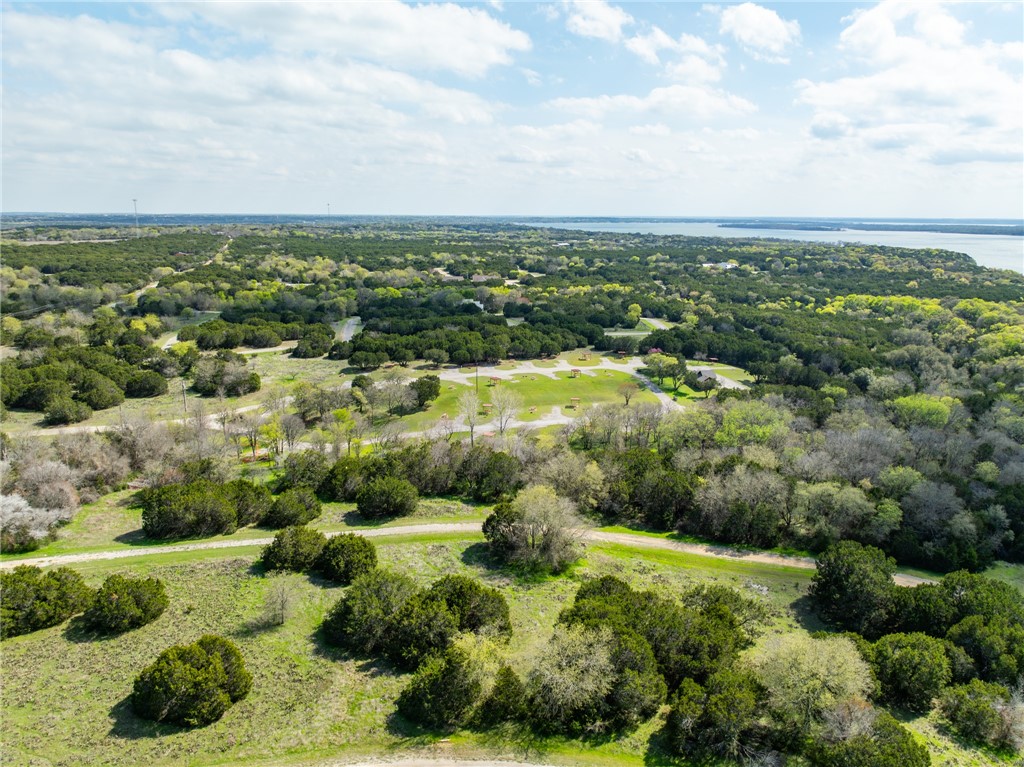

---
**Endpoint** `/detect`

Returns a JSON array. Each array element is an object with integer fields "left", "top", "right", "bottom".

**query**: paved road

[{"left": 0, "top": 522, "right": 932, "bottom": 587}]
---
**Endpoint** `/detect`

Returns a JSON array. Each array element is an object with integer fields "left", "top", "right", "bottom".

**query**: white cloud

[
  {"left": 164, "top": 1, "right": 531, "bottom": 78},
  {"left": 717, "top": 2, "right": 800, "bottom": 62},
  {"left": 622, "top": 148, "right": 654, "bottom": 163},
  {"left": 625, "top": 27, "right": 677, "bottom": 64},
  {"left": 563, "top": 0, "right": 633, "bottom": 43},
  {"left": 551, "top": 84, "right": 756, "bottom": 120},
  {"left": 630, "top": 123, "right": 672, "bottom": 136},
  {"left": 665, "top": 55, "right": 722, "bottom": 84},
  {"left": 797, "top": 1, "right": 1022, "bottom": 166}
]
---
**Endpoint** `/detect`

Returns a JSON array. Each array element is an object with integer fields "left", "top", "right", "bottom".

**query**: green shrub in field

[
  {"left": 426, "top": 574, "right": 511, "bottom": 636},
  {"left": 84, "top": 574, "right": 168, "bottom": 633},
  {"left": 260, "top": 526, "right": 327, "bottom": 572},
  {"left": 315, "top": 534, "right": 377, "bottom": 584},
  {"left": 473, "top": 665, "right": 528, "bottom": 727},
  {"left": 1, "top": 565, "right": 94, "bottom": 639},
  {"left": 938, "top": 679, "right": 1021, "bottom": 749},
  {"left": 355, "top": 476, "right": 418, "bottom": 519},
  {"left": 396, "top": 645, "right": 481, "bottom": 729},
  {"left": 132, "top": 634, "right": 251, "bottom": 728},
  {"left": 264, "top": 487, "right": 322, "bottom": 528},
  {"left": 224, "top": 479, "right": 272, "bottom": 526},
  {"left": 124, "top": 370, "right": 168, "bottom": 398},
  {"left": 139, "top": 480, "right": 236, "bottom": 539},
  {"left": 43, "top": 396, "right": 93, "bottom": 425},
  {"left": 808, "top": 711, "right": 930, "bottom": 767},
  {"left": 322, "top": 569, "right": 418, "bottom": 654},
  {"left": 871, "top": 632, "right": 951, "bottom": 712}
]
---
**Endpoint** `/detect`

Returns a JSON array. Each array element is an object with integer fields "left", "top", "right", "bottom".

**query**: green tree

[
  {"left": 396, "top": 646, "right": 482, "bottom": 729},
  {"left": 810, "top": 541, "right": 896, "bottom": 639},
  {"left": 426, "top": 574, "right": 511, "bottom": 636},
  {"left": 482, "top": 485, "right": 583, "bottom": 573},
  {"left": 409, "top": 375, "right": 441, "bottom": 407},
  {"left": 264, "top": 487, "right": 322, "bottom": 528},
  {"left": 0, "top": 566, "right": 94, "bottom": 639},
  {"left": 527, "top": 624, "right": 614, "bottom": 734},
  {"left": 938, "top": 679, "right": 1011, "bottom": 746},
  {"left": 315, "top": 534, "right": 377, "bottom": 585},
  {"left": 131, "top": 635, "right": 250, "bottom": 728},
  {"left": 474, "top": 665, "right": 527, "bottom": 727},
  {"left": 224, "top": 479, "right": 272, "bottom": 527},
  {"left": 260, "top": 526, "right": 327, "bottom": 572},
  {"left": 872, "top": 632, "right": 951, "bottom": 712},
  {"left": 322, "top": 569, "right": 418, "bottom": 654},
  {"left": 355, "top": 476, "right": 418, "bottom": 519},
  {"left": 83, "top": 574, "right": 168, "bottom": 633},
  {"left": 810, "top": 711, "right": 930, "bottom": 767},
  {"left": 747, "top": 634, "right": 872, "bottom": 733}
]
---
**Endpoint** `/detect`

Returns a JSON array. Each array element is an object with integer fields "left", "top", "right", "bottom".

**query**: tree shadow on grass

[
  {"left": 62, "top": 615, "right": 117, "bottom": 644},
  {"left": 472, "top": 721, "right": 555, "bottom": 762},
  {"left": 107, "top": 696, "right": 181, "bottom": 740},
  {"left": 112, "top": 529, "right": 152, "bottom": 546},
  {"left": 460, "top": 543, "right": 567, "bottom": 587},
  {"left": 341, "top": 510, "right": 390, "bottom": 527},
  {"left": 790, "top": 594, "right": 827, "bottom": 633}
]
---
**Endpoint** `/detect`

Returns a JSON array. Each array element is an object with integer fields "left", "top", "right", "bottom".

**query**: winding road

[{"left": 0, "top": 521, "right": 933, "bottom": 587}]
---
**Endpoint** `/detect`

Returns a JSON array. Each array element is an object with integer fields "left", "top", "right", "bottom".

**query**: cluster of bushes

[
  {"left": 260, "top": 528, "right": 377, "bottom": 585},
  {"left": 0, "top": 339, "right": 172, "bottom": 424},
  {"left": 138, "top": 479, "right": 319, "bottom": 539},
  {"left": 812, "top": 541, "right": 1024, "bottom": 751},
  {"left": 178, "top": 318, "right": 305, "bottom": 350},
  {"left": 132, "top": 635, "right": 251, "bottom": 727},
  {"left": 482, "top": 485, "right": 583, "bottom": 573},
  {"left": 1, "top": 566, "right": 93, "bottom": 638},
  {"left": 1, "top": 567, "right": 167, "bottom": 639},
  {"left": 190, "top": 350, "right": 261, "bottom": 397},
  {"left": 322, "top": 571, "right": 510, "bottom": 671},
  {"left": 339, "top": 307, "right": 590, "bottom": 367},
  {"left": 281, "top": 443, "right": 522, "bottom": 509}
]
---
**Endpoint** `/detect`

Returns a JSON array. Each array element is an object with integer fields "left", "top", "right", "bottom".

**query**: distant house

[{"left": 696, "top": 370, "right": 719, "bottom": 383}]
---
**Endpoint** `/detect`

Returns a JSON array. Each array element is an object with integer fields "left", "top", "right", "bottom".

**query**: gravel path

[
  {"left": 0, "top": 522, "right": 932, "bottom": 586},
  {"left": 334, "top": 761, "right": 554, "bottom": 767}
]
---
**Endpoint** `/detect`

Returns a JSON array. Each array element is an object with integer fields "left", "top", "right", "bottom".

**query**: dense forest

[{"left": 1, "top": 223, "right": 1022, "bottom": 764}]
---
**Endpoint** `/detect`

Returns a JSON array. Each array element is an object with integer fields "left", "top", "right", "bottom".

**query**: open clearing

[{"left": 1, "top": 531, "right": 1013, "bottom": 767}]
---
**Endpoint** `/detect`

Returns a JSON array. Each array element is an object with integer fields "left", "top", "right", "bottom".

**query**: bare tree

[
  {"left": 281, "top": 414, "right": 306, "bottom": 451},
  {"left": 261, "top": 578, "right": 298, "bottom": 627},
  {"left": 490, "top": 386, "right": 523, "bottom": 435},
  {"left": 262, "top": 385, "right": 290, "bottom": 415},
  {"left": 240, "top": 411, "right": 265, "bottom": 459},
  {"left": 617, "top": 381, "right": 640, "bottom": 406},
  {"left": 458, "top": 389, "right": 481, "bottom": 447},
  {"left": 368, "top": 420, "right": 404, "bottom": 453}
]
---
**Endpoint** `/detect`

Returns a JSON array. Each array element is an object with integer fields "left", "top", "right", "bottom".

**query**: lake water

[{"left": 536, "top": 221, "right": 1024, "bottom": 274}]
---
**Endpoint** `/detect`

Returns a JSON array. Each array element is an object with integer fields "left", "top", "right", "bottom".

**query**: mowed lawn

[{"left": 399, "top": 369, "right": 660, "bottom": 432}]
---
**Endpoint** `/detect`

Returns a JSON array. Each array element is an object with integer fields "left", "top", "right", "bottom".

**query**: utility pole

[
  {"left": 181, "top": 379, "right": 188, "bottom": 413},
  {"left": 132, "top": 199, "right": 140, "bottom": 239},
  {"left": 327, "top": 203, "right": 331, "bottom": 227}
]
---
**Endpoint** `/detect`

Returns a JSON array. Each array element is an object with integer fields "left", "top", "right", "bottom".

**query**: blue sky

[{"left": 2, "top": 1, "right": 1022, "bottom": 216}]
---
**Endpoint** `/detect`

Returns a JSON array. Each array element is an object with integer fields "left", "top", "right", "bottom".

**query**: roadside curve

[{"left": 0, "top": 522, "right": 933, "bottom": 586}]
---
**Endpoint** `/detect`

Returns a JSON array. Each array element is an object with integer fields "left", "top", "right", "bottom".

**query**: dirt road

[{"left": 0, "top": 522, "right": 932, "bottom": 586}]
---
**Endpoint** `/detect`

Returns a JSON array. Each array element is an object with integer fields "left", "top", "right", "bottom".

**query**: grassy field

[
  {"left": 0, "top": 495, "right": 490, "bottom": 563},
  {"left": 398, "top": 369, "right": 661, "bottom": 432},
  {"left": 0, "top": 352, "right": 349, "bottom": 434},
  {"left": 2, "top": 533, "right": 1012, "bottom": 767}
]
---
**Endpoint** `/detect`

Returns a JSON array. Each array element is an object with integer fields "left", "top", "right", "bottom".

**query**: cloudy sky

[{"left": 2, "top": 1, "right": 1022, "bottom": 217}]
